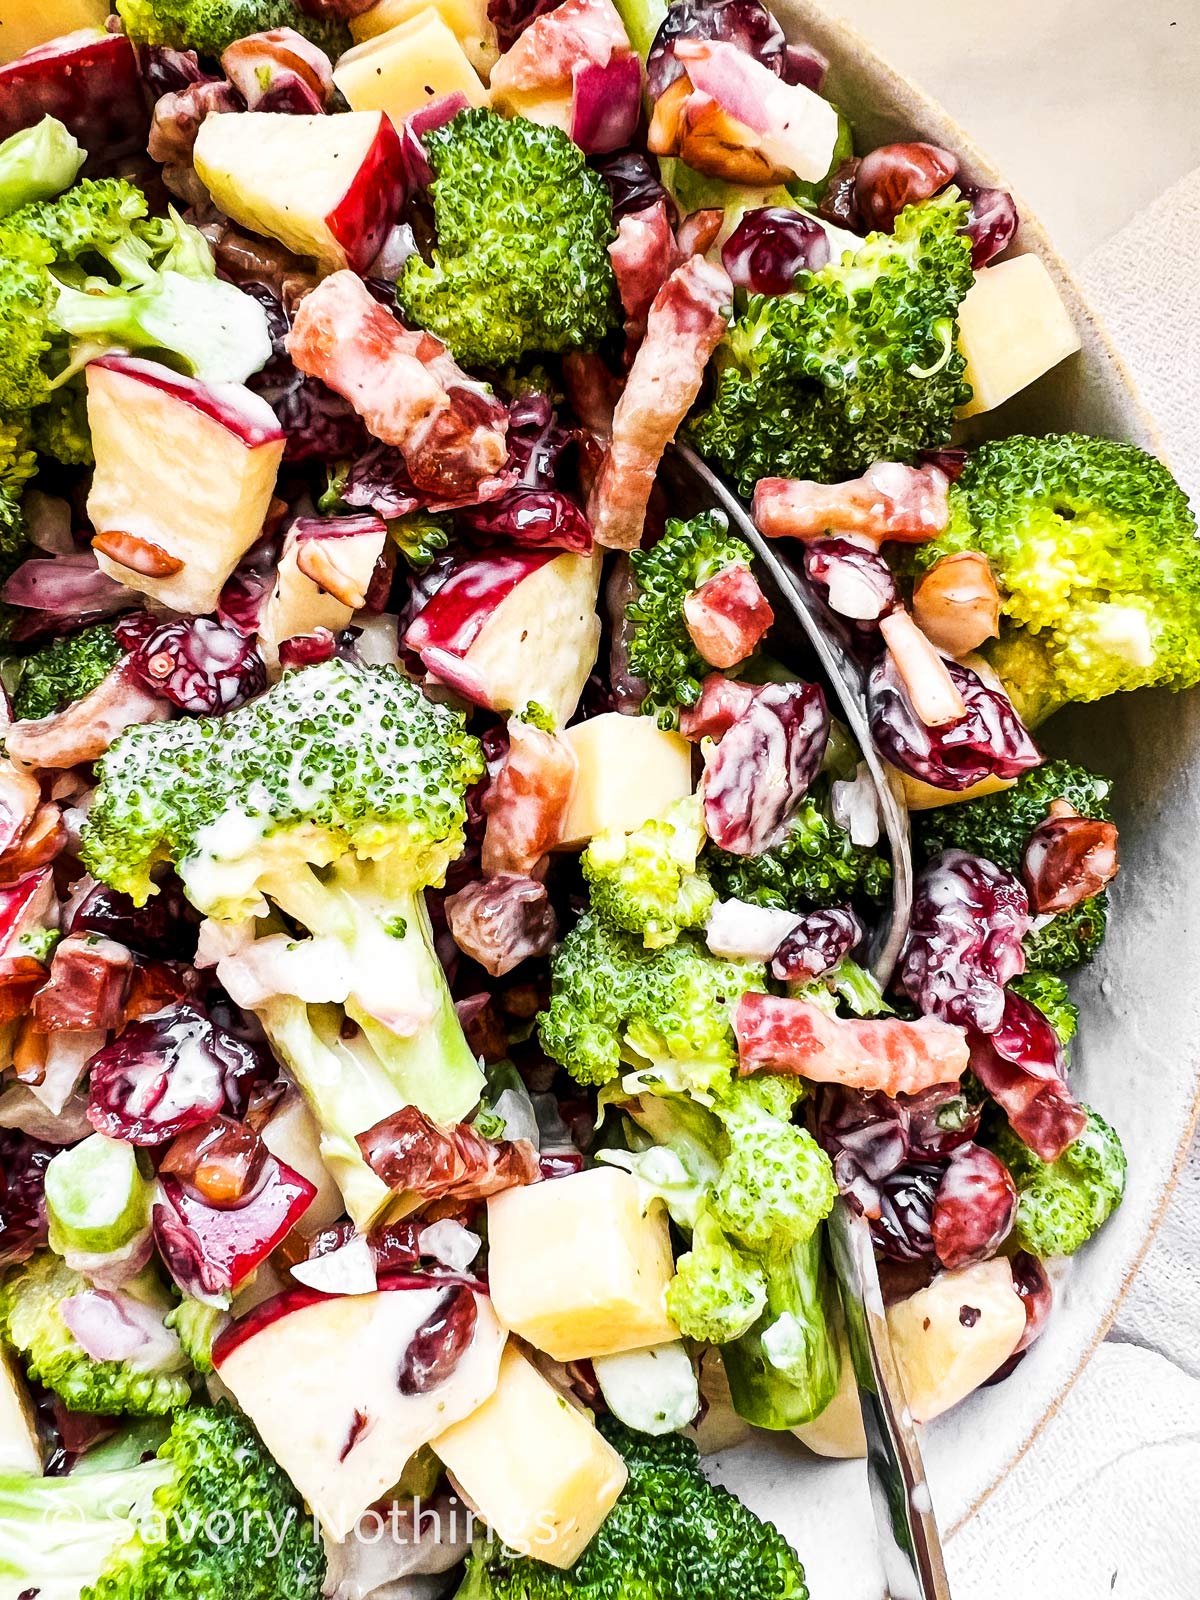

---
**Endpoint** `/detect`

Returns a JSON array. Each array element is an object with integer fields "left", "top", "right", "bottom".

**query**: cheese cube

[
  {"left": 557, "top": 713, "right": 694, "bottom": 849},
  {"left": 957, "top": 254, "right": 1081, "bottom": 418},
  {"left": 0, "top": 0, "right": 110, "bottom": 62},
  {"left": 349, "top": 0, "right": 498, "bottom": 75},
  {"left": 487, "top": 1168, "right": 678, "bottom": 1361},
  {"left": 334, "top": 12, "right": 487, "bottom": 123},
  {"left": 489, "top": 85, "right": 574, "bottom": 135},
  {"left": 431, "top": 1345, "right": 627, "bottom": 1568},
  {"left": 0, "top": 1349, "right": 40, "bottom": 1474},
  {"left": 887, "top": 1258, "right": 1026, "bottom": 1422}
]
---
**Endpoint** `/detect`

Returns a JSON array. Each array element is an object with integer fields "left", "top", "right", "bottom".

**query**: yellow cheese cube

[
  {"left": 350, "top": 0, "right": 498, "bottom": 76},
  {"left": 887, "top": 1258, "right": 1026, "bottom": 1423},
  {"left": 334, "top": 12, "right": 487, "bottom": 124},
  {"left": 432, "top": 1345, "right": 627, "bottom": 1568},
  {"left": 489, "top": 86, "right": 574, "bottom": 135},
  {"left": 957, "top": 254, "right": 1081, "bottom": 418},
  {"left": 557, "top": 713, "right": 694, "bottom": 849},
  {"left": 0, "top": 0, "right": 109, "bottom": 63},
  {"left": 487, "top": 1168, "right": 678, "bottom": 1361}
]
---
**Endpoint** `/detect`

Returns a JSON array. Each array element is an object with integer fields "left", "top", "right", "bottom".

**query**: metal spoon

[{"left": 663, "top": 444, "right": 949, "bottom": 1600}]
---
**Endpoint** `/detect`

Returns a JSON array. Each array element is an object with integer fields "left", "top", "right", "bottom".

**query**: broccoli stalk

[
  {"left": 115, "top": 0, "right": 350, "bottom": 55},
  {"left": 581, "top": 795, "right": 715, "bottom": 950},
  {"left": 690, "top": 191, "right": 975, "bottom": 494},
  {"left": 457, "top": 1415, "right": 809, "bottom": 1599},
  {"left": 0, "top": 1404, "right": 324, "bottom": 1600},
  {"left": 993, "top": 1106, "right": 1126, "bottom": 1257},
  {"left": 11, "top": 621, "right": 123, "bottom": 722},
  {"left": 398, "top": 109, "right": 618, "bottom": 366},
  {"left": 0, "top": 117, "right": 84, "bottom": 218},
  {"left": 81, "top": 658, "right": 487, "bottom": 1230},
  {"left": 625, "top": 511, "right": 760, "bottom": 723},
  {"left": 911, "top": 434, "right": 1200, "bottom": 722}
]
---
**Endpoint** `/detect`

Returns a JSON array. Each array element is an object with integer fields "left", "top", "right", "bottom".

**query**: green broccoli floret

[
  {"left": 706, "top": 791, "right": 891, "bottom": 909},
  {"left": 538, "top": 914, "right": 764, "bottom": 1096},
  {"left": 457, "top": 1415, "right": 808, "bottom": 1600},
  {"left": 29, "top": 376, "right": 92, "bottom": 464},
  {"left": 398, "top": 109, "right": 617, "bottom": 366},
  {"left": 164, "top": 1298, "right": 229, "bottom": 1375},
  {"left": 0, "top": 222, "right": 55, "bottom": 413},
  {"left": 912, "top": 434, "right": 1200, "bottom": 723},
  {"left": 0, "top": 1403, "right": 325, "bottom": 1600},
  {"left": 12, "top": 621, "right": 122, "bottom": 722},
  {"left": 914, "top": 760, "right": 1112, "bottom": 972},
  {"left": 994, "top": 1107, "right": 1126, "bottom": 1257},
  {"left": 626, "top": 511, "right": 760, "bottom": 723},
  {"left": 581, "top": 795, "right": 715, "bottom": 950},
  {"left": 0, "top": 415, "right": 36, "bottom": 495},
  {"left": 82, "top": 658, "right": 487, "bottom": 1231},
  {"left": 690, "top": 191, "right": 974, "bottom": 495},
  {"left": 667, "top": 1209, "right": 769, "bottom": 1345},
  {"left": 0, "top": 1254, "right": 193, "bottom": 1416},
  {"left": 115, "top": 0, "right": 349, "bottom": 55},
  {"left": 1008, "top": 971, "right": 1078, "bottom": 1046},
  {"left": 388, "top": 510, "right": 452, "bottom": 572}
]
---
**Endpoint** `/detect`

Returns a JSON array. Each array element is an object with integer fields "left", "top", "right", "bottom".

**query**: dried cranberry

[
  {"left": 780, "top": 40, "right": 827, "bottom": 91},
  {"left": 488, "top": 0, "right": 563, "bottom": 53},
  {"left": 960, "top": 184, "right": 1019, "bottom": 268},
  {"left": 370, "top": 1220, "right": 423, "bottom": 1270},
  {"left": 0, "top": 1132, "right": 53, "bottom": 1269},
  {"left": 69, "top": 880, "right": 199, "bottom": 963},
  {"left": 218, "top": 533, "right": 282, "bottom": 638},
  {"left": 397, "top": 1284, "right": 479, "bottom": 1395},
  {"left": 594, "top": 151, "right": 674, "bottom": 224},
  {"left": 243, "top": 283, "right": 366, "bottom": 465},
  {"left": 818, "top": 157, "right": 862, "bottom": 230},
  {"left": 868, "top": 655, "right": 1042, "bottom": 793},
  {"left": 866, "top": 1162, "right": 942, "bottom": 1262},
  {"left": 901, "top": 851, "right": 1029, "bottom": 1033},
  {"left": 854, "top": 142, "right": 958, "bottom": 232},
  {"left": 803, "top": 538, "right": 898, "bottom": 624},
  {"left": 917, "top": 446, "right": 969, "bottom": 483},
  {"left": 118, "top": 614, "right": 266, "bottom": 715},
  {"left": 647, "top": 0, "right": 786, "bottom": 98},
  {"left": 1010, "top": 1249, "right": 1053, "bottom": 1351},
  {"left": 445, "top": 875, "right": 558, "bottom": 978},
  {"left": 770, "top": 906, "right": 863, "bottom": 982},
  {"left": 931, "top": 1143, "right": 1016, "bottom": 1269},
  {"left": 459, "top": 491, "right": 592, "bottom": 553},
  {"left": 87, "top": 1003, "right": 265, "bottom": 1146},
  {"left": 278, "top": 629, "right": 338, "bottom": 671},
  {"left": 905, "top": 1084, "right": 981, "bottom": 1159},
  {"left": 721, "top": 208, "right": 830, "bottom": 295},
  {"left": 703, "top": 681, "right": 830, "bottom": 855},
  {"left": 968, "top": 991, "right": 1086, "bottom": 1163}
]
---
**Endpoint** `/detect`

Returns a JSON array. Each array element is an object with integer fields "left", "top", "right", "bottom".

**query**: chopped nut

[
  {"left": 913, "top": 552, "right": 1001, "bottom": 656},
  {"left": 93, "top": 530, "right": 184, "bottom": 579}
]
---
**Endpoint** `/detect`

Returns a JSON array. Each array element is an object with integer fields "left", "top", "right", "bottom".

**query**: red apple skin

[
  {"left": 405, "top": 551, "right": 558, "bottom": 658},
  {"left": 326, "top": 112, "right": 407, "bottom": 274},
  {"left": 0, "top": 870, "right": 54, "bottom": 953},
  {"left": 159, "top": 1155, "right": 316, "bottom": 1296},
  {"left": 89, "top": 356, "right": 287, "bottom": 449},
  {"left": 0, "top": 31, "right": 148, "bottom": 164},
  {"left": 212, "top": 1270, "right": 488, "bottom": 1367}
]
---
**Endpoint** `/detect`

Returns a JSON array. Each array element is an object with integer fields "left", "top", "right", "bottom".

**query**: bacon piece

[
  {"left": 445, "top": 875, "right": 558, "bottom": 977},
  {"left": 753, "top": 462, "right": 951, "bottom": 545},
  {"left": 32, "top": 934, "right": 133, "bottom": 1034},
  {"left": 675, "top": 207, "right": 724, "bottom": 257},
  {"left": 357, "top": 1103, "right": 541, "bottom": 1204},
  {"left": 489, "top": 0, "right": 632, "bottom": 93},
  {"left": 287, "top": 271, "right": 510, "bottom": 500},
  {"left": 609, "top": 200, "right": 676, "bottom": 351},
  {"left": 0, "top": 806, "right": 67, "bottom": 889},
  {"left": 679, "top": 672, "right": 762, "bottom": 741},
  {"left": 684, "top": 561, "right": 774, "bottom": 670},
  {"left": 968, "top": 991, "right": 1086, "bottom": 1162},
  {"left": 0, "top": 959, "right": 49, "bottom": 1026},
  {"left": 482, "top": 721, "right": 578, "bottom": 877},
  {"left": 6, "top": 659, "right": 171, "bottom": 771},
  {"left": 735, "top": 993, "right": 970, "bottom": 1097},
  {"left": 1022, "top": 802, "right": 1119, "bottom": 914},
  {"left": 588, "top": 256, "right": 732, "bottom": 550},
  {"left": 563, "top": 352, "right": 622, "bottom": 445}
]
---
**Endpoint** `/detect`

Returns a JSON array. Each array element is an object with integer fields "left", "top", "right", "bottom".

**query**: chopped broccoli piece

[
  {"left": 82, "top": 658, "right": 487, "bottom": 1229},
  {"left": 994, "top": 1106, "right": 1126, "bottom": 1257},
  {"left": 387, "top": 510, "right": 452, "bottom": 572},
  {"left": 667, "top": 1208, "right": 769, "bottom": 1345},
  {"left": 538, "top": 914, "right": 765, "bottom": 1096},
  {"left": 30, "top": 376, "right": 92, "bottom": 464},
  {"left": 457, "top": 1415, "right": 809, "bottom": 1600},
  {"left": 690, "top": 191, "right": 974, "bottom": 495},
  {"left": 164, "top": 1297, "right": 228, "bottom": 1375},
  {"left": 914, "top": 761, "right": 1112, "bottom": 972},
  {"left": 706, "top": 791, "right": 891, "bottom": 909},
  {"left": 626, "top": 511, "right": 760, "bottom": 723},
  {"left": 913, "top": 434, "right": 1200, "bottom": 723},
  {"left": 398, "top": 109, "right": 617, "bottom": 366},
  {"left": 12, "top": 621, "right": 122, "bottom": 722},
  {"left": 0, "top": 1254, "right": 192, "bottom": 1416},
  {"left": 1008, "top": 971, "right": 1078, "bottom": 1046},
  {"left": 0, "top": 117, "right": 84, "bottom": 218},
  {"left": 0, "top": 222, "right": 55, "bottom": 414},
  {"left": 0, "top": 415, "right": 36, "bottom": 496},
  {"left": 115, "top": 0, "right": 349, "bottom": 55},
  {"left": 0, "top": 1403, "right": 325, "bottom": 1599},
  {"left": 582, "top": 795, "right": 715, "bottom": 950}
]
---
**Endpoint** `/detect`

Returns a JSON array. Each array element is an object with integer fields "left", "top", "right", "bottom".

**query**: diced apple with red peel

[
  {"left": 193, "top": 110, "right": 406, "bottom": 275},
  {"left": 155, "top": 1153, "right": 316, "bottom": 1296},
  {"left": 212, "top": 1277, "right": 507, "bottom": 1540},
  {"left": 405, "top": 551, "right": 601, "bottom": 727},
  {"left": 0, "top": 869, "right": 57, "bottom": 956},
  {"left": 259, "top": 514, "right": 388, "bottom": 674},
  {"left": 86, "top": 356, "right": 286, "bottom": 615},
  {"left": 0, "top": 29, "right": 147, "bottom": 160},
  {"left": 0, "top": 1, "right": 110, "bottom": 67}
]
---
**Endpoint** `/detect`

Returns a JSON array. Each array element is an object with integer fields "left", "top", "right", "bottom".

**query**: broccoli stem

[
  {"left": 0, "top": 1457, "right": 173, "bottom": 1591},
  {"left": 722, "top": 1231, "right": 842, "bottom": 1429}
]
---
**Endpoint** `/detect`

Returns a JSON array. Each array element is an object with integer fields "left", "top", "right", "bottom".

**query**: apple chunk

[
  {"left": 86, "top": 356, "right": 286, "bottom": 615},
  {"left": 259, "top": 514, "right": 388, "bottom": 673},
  {"left": 405, "top": 550, "right": 601, "bottom": 728},
  {"left": 193, "top": 110, "right": 405, "bottom": 275},
  {"left": 213, "top": 1277, "right": 506, "bottom": 1539},
  {"left": 0, "top": 29, "right": 147, "bottom": 159}
]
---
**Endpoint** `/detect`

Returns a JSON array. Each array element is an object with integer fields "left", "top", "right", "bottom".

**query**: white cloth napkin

[{"left": 946, "top": 167, "right": 1200, "bottom": 1598}]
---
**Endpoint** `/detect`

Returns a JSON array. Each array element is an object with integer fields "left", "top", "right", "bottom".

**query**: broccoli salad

[{"left": 0, "top": 0, "right": 1185, "bottom": 1593}]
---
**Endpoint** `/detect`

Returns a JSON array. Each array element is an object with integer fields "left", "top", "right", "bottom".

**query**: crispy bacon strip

[
  {"left": 735, "top": 993, "right": 969, "bottom": 1097},
  {"left": 609, "top": 200, "right": 676, "bottom": 351},
  {"left": 6, "top": 660, "right": 170, "bottom": 771},
  {"left": 678, "top": 672, "right": 761, "bottom": 741},
  {"left": 753, "top": 462, "right": 950, "bottom": 545},
  {"left": 489, "top": 0, "right": 631, "bottom": 93},
  {"left": 482, "top": 722, "right": 578, "bottom": 877},
  {"left": 287, "top": 271, "right": 510, "bottom": 500},
  {"left": 357, "top": 1103, "right": 541, "bottom": 1204},
  {"left": 684, "top": 560, "right": 774, "bottom": 670},
  {"left": 32, "top": 934, "right": 133, "bottom": 1034},
  {"left": 588, "top": 256, "right": 732, "bottom": 550}
]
